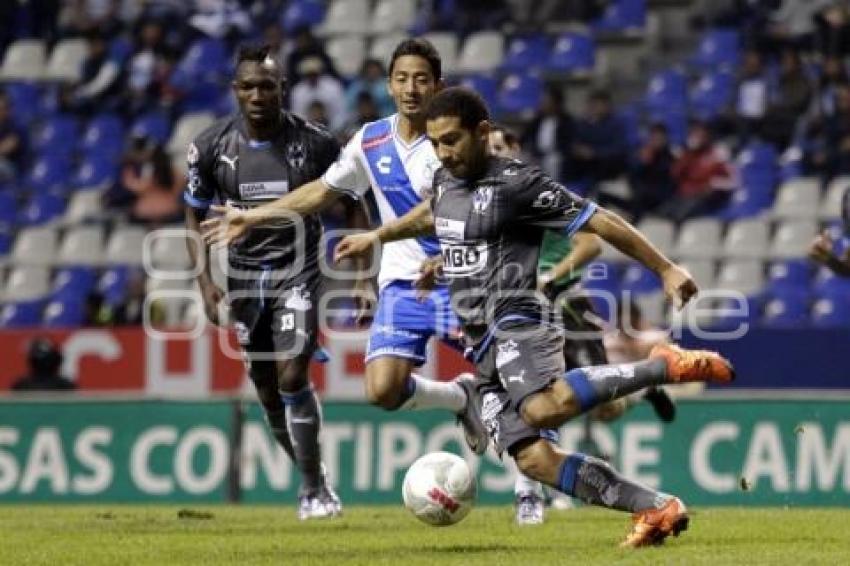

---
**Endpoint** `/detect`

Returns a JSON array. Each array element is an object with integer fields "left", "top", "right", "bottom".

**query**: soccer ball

[{"left": 402, "top": 451, "right": 476, "bottom": 526}]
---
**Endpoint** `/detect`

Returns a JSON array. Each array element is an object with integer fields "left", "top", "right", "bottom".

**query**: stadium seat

[
  {"left": 772, "top": 178, "right": 821, "bottom": 219},
  {"left": 779, "top": 145, "right": 804, "bottom": 182},
  {"left": 0, "top": 300, "right": 46, "bottom": 327},
  {"left": 761, "top": 288, "right": 810, "bottom": 328},
  {"left": 167, "top": 112, "right": 216, "bottom": 162},
  {"left": 318, "top": 0, "right": 371, "bottom": 35},
  {"left": 497, "top": 72, "right": 543, "bottom": 116},
  {"left": 547, "top": 32, "right": 595, "bottom": 75},
  {"left": 718, "top": 182, "right": 774, "bottom": 220},
  {"left": 811, "top": 292, "right": 850, "bottom": 328},
  {"left": 716, "top": 259, "right": 763, "bottom": 296},
  {"left": 3, "top": 266, "right": 51, "bottom": 301},
  {"left": 620, "top": 262, "right": 661, "bottom": 295},
  {"left": 43, "top": 38, "right": 88, "bottom": 82},
  {"left": 766, "top": 259, "right": 813, "bottom": 292},
  {"left": 18, "top": 193, "right": 66, "bottom": 226},
  {"left": 690, "top": 28, "right": 739, "bottom": 69},
  {"left": 51, "top": 266, "right": 97, "bottom": 301},
  {"left": 457, "top": 31, "right": 505, "bottom": 74},
  {"left": 820, "top": 176, "right": 850, "bottom": 220},
  {"left": 710, "top": 294, "right": 760, "bottom": 330},
  {"left": 769, "top": 220, "right": 818, "bottom": 259},
  {"left": 583, "top": 260, "right": 623, "bottom": 298},
  {"left": 42, "top": 297, "right": 86, "bottom": 327},
  {"left": 25, "top": 154, "right": 72, "bottom": 194},
  {"left": 690, "top": 71, "right": 734, "bottom": 119},
  {"left": 0, "top": 39, "right": 47, "bottom": 80},
  {"left": 677, "top": 259, "right": 716, "bottom": 290},
  {"left": 71, "top": 156, "right": 118, "bottom": 190},
  {"left": 592, "top": 0, "right": 646, "bottom": 31},
  {"left": 81, "top": 113, "right": 125, "bottom": 161},
  {"left": 131, "top": 111, "right": 171, "bottom": 145},
  {"left": 105, "top": 226, "right": 147, "bottom": 265},
  {"left": 501, "top": 35, "right": 550, "bottom": 73},
  {"left": 812, "top": 265, "right": 850, "bottom": 296},
  {"left": 148, "top": 230, "right": 192, "bottom": 272},
  {"left": 369, "top": 33, "right": 407, "bottom": 66},
  {"left": 325, "top": 36, "right": 367, "bottom": 78},
  {"left": 11, "top": 226, "right": 58, "bottom": 266},
  {"left": 3, "top": 82, "right": 41, "bottom": 125},
  {"left": 737, "top": 141, "right": 779, "bottom": 188},
  {"left": 63, "top": 190, "right": 105, "bottom": 224},
  {"left": 636, "top": 218, "right": 675, "bottom": 256},
  {"left": 0, "top": 231, "right": 12, "bottom": 259},
  {"left": 723, "top": 218, "right": 770, "bottom": 259},
  {"left": 673, "top": 218, "right": 723, "bottom": 259},
  {"left": 635, "top": 291, "right": 666, "bottom": 326},
  {"left": 371, "top": 0, "right": 416, "bottom": 34},
  {"left": 57, "top": 225, "right": 105, "bottom": 265},
  {"left": 32, "top": 114, "right": 79, "bottom": 159},
  {"left": 281, "top": 0, "right": 326, "bottom": 33},
  {"left": 645, "top": 68, "right": 688, "bottom": 113},
  {"left": 421, "top": 33, "right": 459, "bottom": 76},
  {"left": 98, "top": 265, "right": 131, "bottom": 306},
  {"left": 0, "top": 193, "right": 17, "bottom": 227}
]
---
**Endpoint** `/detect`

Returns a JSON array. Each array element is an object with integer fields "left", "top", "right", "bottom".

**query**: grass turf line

[{"left": 1, "top": 506, "right": 847, "bottom": 565}]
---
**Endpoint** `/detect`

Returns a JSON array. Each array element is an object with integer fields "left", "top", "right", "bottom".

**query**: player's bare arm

[
  {"left": 201, "top": 178, "right": 341, "bottom": 247},
  {"left": 583, "top": 206, "right": 697, "bottom": 309},
  {"left": 538, "top": 232, "right": 601, "bottom": 293},
  {"left": 809, "top": 230, "right": 850, "bottom": 276},
  {"left": 334, "top": 198, "right": 435, "bottom": 262},
  {"left": 185, "top": 205, "right": 225, "bottom": 325}
]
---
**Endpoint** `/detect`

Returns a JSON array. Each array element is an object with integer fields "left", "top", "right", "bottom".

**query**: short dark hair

[
  {"left": 589, "top": 88, "right": 611, "bottom": 104},
  {"left": 490, "top": 123, "right": 519, "bottom": 147},
  {"left": 236, "top": 43, "right": 279, "bottom": 68},
  {"left": 425, "top": 87, "right": 489, "bottom": 131},
  {"left": 388, "top": 38, "right": 441, "bottom": 81}
]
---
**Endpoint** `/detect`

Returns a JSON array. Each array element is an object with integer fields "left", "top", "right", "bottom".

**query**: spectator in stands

[
  {"left": 84, "top": 291, "right": 113, "bottom": 326},
  {"left": 64, "top": 29, "right": 125, "bottom": 114},
  {"left": 341, "top": 91, "right": 381, "bottom": 141},
  {"left": 659, "top": 120, "right": 737, "bottom": 222},
  {"left": 806, "top": 84, "right": 850, "bottom": 178},
  {"left": 811, "top": 56, "right": 848, "bottom": 121},
  {"left": 120, "top": 139, "right": 184, "bottom": 225},
  {"left": 188, "top": 0, "right": 252, "bottom": 43},
  {"left": 816, "top": 3, "right": 850, "bottom": 56},
  {"left": 11, "top": 337, "right": 76, "bottom": 392},
  {"left": 306, "top": 100, "right": 330, "bottom": 128},
  {"left": 508, "top": 0, "right": 607, "bottom": 30},
  {"left": 286, "top": 25, "right": 338, "bottom": 85},
  {"left": 626, "top": 122, "right": 677, "bottom": 220},
  {"left": 291, "top": 57, "right": 347, "bottom": 132},
  {"left": 762, "top": 48, "right": 812, "bottom": 149},
  {"left": 417, "top": 0, "right": 509, "bottom": 34},
  {"left": 735, "top": 49, "right": 769, "bottom": 143},
  {"left": 521, "top": 85, "right": 573, "bottom": 181},
  {"left": 126, "top": 19, "right": 171, "bottom": 116},
  {"left": 262, "top": 21, "right": 291, "bottom": 69},
  {"left": 569, "top": 89, "right": 628, "bottom": 186},
  {"left": 0, "top": 91, "right": 27, "bottom": 183},
  {"left": 345, "top": 59, "right": 394, "bottom": 118},
  {"left": 58, "top": 0, "right": 124, "bottom": 38}
]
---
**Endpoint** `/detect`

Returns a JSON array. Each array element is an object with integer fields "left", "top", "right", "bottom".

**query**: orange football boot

[
  {"left": 650, "top": 344, "right": 734, "bottom": 384},
  {"left": 621, "top": 496, "right": 689, "bottom": 548}
]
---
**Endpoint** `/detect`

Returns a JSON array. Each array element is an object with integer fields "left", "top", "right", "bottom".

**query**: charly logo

[
  {"left": 285, "top": 284, "right": 313, "bottom": 311},
  {"left": 472, "top": 186, "right": 494, "bottom": 214},
  {"left": 495, "top": 339, "right": 521, "bottom": 368},
  {"left": 286, "top": 142, "right": 306, "bottom": 169}
]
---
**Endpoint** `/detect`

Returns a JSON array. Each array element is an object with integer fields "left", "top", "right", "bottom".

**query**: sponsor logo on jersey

[
  {"left": 434, "top": 217, "right": 465, "bottom": 240},
  {"left": 376, "top": 155, "right": 393, "bottom": 175},
  {"left": 495, "top": 340, "right": 521, "bottom": 368},
  {"left": 532, "top": 189, "right": 563, "bottom": 210},
  {"left": 440, "top": 242, "right": 488, "bottom": 276},
  {"left": 286, "top": 142, "right": 306, "bottom": 169},
  {"left": 238, "top": 180, "right": 289, "bottom": 200},
  {"left": 472, "top": 186, "right": 494, "bottom": 214},
  {"left": 219, "top": 154, "right": 239, "bottom": 171},
  {"left": 285, "top": 285, "right": 313, "bottom": 311}
]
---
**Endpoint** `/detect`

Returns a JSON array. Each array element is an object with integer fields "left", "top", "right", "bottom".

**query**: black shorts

[
  {"left": 227, "top": 263, "right": 320, "bottom": 364},
  {"left": 473, "top": 320, "right": 566, "bottom": 455}
]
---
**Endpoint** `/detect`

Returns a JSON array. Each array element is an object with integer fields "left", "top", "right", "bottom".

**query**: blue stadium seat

[
  {"left": 459, "top": 75, "right": 499, "bottom": 112},
  {"left": 109, "top": 36, "right": 133, "bottom": 65},
  {"left": 32, "top": 114, "right": 79, "bottom": 158},
  {"left": 620, "top": 262, "right": 661, "bottom": 295},
  {"left": 0, "top": 231, "right": 12, "bottom": 257},
  {"left": 0, "top": 300, "right": 45, "bottom": 328},
  {"left": 0, "top": 193, "right": 17, "bottom": 227},
  {"left": 812, "top": 266, "right": 850, "bottom": 296},
  {"left": 98, "top": 265, "right": 130, "bottom": 306},
  {"left": 72, "top": 156, "right": 118, "bottom": 190},
  {"left": 691, "top": 28, "right": 740, "bottom": 69},
  {"left": 592, "top": 0, "right": 646, "bottom": 31},
  {"left": 52, "top": 266, "right": 98, "bottom": 301},
  {"left": 583, "top": 260, "right": 623, "bottom": 296},
  {"left": 717, "top": 183, "right": 774, "bottom": 220},
  {"left": 81, "top": 113, "right": 125, "bottom": 162},
  {"left": 765, "top": 259, "right": 813, "bottom": 292},
  {"left": 17, "top": 193, "right": 66, "bottom": 226},
  {"left": 282, "top": 0, "right": 326, "bottom": 32},
  {"left": 690, "top": 71, "right": 734, "bottom": 119},
  {"left": 761, "top": 288, "right": 810, "bottom": 328},
  {"left": 25, "top": 153, "right": 71, "bottom": 193},
  {"left": 3, "top": 81, "right": 41, "bottom": 125},
  {"left": 648, "top": 110, "right": 688, "bottom": 147},
  {"left": 497, "top": 72, "right": 543, "bottom": 116},
  {"left": 645, "top": 69, "right": 688, "bottom": 113},
  {"left": 170, "top": 38, "right": 230, "bottom": 112},
  {"left": 711, "top": 295, "right": 760, "bottom": 330},
  {"left": 131, "top": 111, "right": 171, "bottom": 145},
  {"left": 547, "top": 32, "right": 595, "bottom": 74},
  {"left": 811, "top": 292, "right": 850, "bottom": 328},
  {"left": 501, "top": 35, "right": 550, "bottom": 72},
  {"left": 617, "top": 104, "right": 642, "bottom": 149},
  {"left": 43, "top": 297, "right": 86, "bottom": 327},
  {"left": 738, "top": 141, "right": 779, "bottom": 187}
]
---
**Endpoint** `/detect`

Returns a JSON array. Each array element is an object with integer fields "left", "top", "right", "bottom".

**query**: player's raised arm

[
  {"left": 582, "top": 207, "right": 697, "bottom": 309},
  {"left": 334, "top": 198, "right": 435, "bottom": 262}
]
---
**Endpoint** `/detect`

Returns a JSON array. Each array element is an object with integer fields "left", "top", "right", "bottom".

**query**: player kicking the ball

[
  {"left": 201, "top": 39, "right": 488, "bottom": 455},
  {"left": 335, "top": 87, "right": 734, "bottom": 548}
]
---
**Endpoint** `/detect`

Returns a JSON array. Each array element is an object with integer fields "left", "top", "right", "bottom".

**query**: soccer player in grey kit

[
  {"left": 336, "top": 87, "right": 736, "bottom": 547},
  {"left": 184, "top": 45, "right": 348, "bottom": 519}
]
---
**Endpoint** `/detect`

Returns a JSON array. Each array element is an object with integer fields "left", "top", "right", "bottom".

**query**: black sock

[
  {"left": 557, "top": 453, "right": 667, "bottom": 512},
  {"left": 264, "top": 407, "right": 295, "bottom": 460},
  {"left": 564, "top": 359, "right": 667, "bottom": 413},
  {"left": 282, "top": 386, "right": 324, "bottom": 495}
]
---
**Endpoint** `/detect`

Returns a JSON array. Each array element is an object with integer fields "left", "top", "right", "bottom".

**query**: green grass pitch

[{"left": 2, "top": 505, "right": 847, "bottom": 565}]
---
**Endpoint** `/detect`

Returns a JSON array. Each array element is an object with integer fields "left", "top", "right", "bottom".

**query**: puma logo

[{"left": 219, "top": 154, "right": 239, "bottom": 171}]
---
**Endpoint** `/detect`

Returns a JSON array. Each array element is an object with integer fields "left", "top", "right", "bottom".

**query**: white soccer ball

[{"left": 402, "top": 451, "right": 476, "bottom": 526}]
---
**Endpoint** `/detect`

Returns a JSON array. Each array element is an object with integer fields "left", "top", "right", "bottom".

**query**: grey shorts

[{"left": 473, "top": 320, "right": 566, "bottom": 455}]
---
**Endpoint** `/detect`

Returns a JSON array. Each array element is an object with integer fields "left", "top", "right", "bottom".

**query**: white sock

[
  {"left": 399, "top": 373, "right": 466, "bottom": 412},
  {"left": 515, "top": 472, "right": 545, "bottom": 497}
]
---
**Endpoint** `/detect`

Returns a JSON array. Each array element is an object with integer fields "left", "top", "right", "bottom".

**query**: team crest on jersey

[
  {"left": 286, "top": 142, "right": 306, "bottom": 169},
  {"left": 285, "top": 284, "right": 312, "bottom": 311},
  {"left": 495, "top": 339, "right": 521, "bottom": 368},
  {"left": 472, "top": 186, "right": 494, "bottom": 214},
  {"left": 234, "top": 321, "right": 251, "bottom": 346},
  {"left": 187, "top": 143, "right": 199, "bottom": 165}
]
